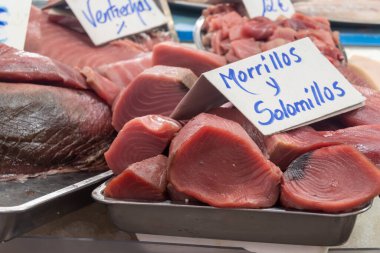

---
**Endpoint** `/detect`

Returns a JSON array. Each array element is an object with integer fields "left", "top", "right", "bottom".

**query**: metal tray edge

[
  {"left": 0, "top": 170, "right": 113, "bottom": 213},
  {"left": 92, "top": 182, "right": 372, "bottom": 218}
]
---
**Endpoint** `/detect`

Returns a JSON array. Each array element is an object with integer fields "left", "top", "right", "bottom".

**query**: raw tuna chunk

[
  {"left": 112, "top": 65, "right": 197, "bottom": 131},
  {"left": 281, "top": 145, "right": 380, "bottom": 213},
  {"left": 26, "top": 7, "right": 146, "bottom": 68},
  {"left": 104, "top": 155, "right": 168, "bottom": 201},
  {"left": 168, "top": 113, "right": 282, "bottom": 208},
  {"left": 338, "top": 85, "right": 380, "bottom": 126},
  {"left": 0, "top": 83, "right": 114, "bottom": 177},
  {"left": 81, "top": 67, "right": 121, "bottom": 106},
  {"left": 230, "top": 38, "right": 262, "bottom": 60},
  {"left": 0, "top": 43, "right": 87, "bottom": 89},
  {"left": 97, "top": 53, "right": 153, "bottom": 88},
  {"left": 152, "top": 42, "right": 227, "bottom": 76},
  {"left": 266, "top": 126, "right": 339, "bottom": 170},
  {"left": 105, "top": 115, "right": 181, "bottom": 174},
  {"left": 267, "top": 124, "right": 380, "bottom": 170},
  {"left": 207, "top": 107, "right": 266, "bottom": 155}
]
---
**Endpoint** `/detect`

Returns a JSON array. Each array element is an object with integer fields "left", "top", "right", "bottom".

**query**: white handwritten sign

[
  {"left": 242, "top": 0, "right": 294, "bottom": 20},
  {"left": 65, "top": 0, "right": 167, "bottom": 46},
  {"left": 171, "top": 38, "right": 366, "bottom": 136},
  {"left": 0, "top": 0, "right": 32, "bottom": 50}
]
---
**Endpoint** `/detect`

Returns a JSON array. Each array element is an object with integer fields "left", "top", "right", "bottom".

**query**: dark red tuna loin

[
  {"left": 97, "top": 53, "right": 153, "bottom": 88},
  {"left": 26, "top": 7, "right": 146, "bottom": 68},
  {"left": 168, "top": 113, "right": 282, "bottom": 208},
  {"left": 281, "top": 145, "right": 380, "bottom": 213},
  {"left": 338, "top": 85, "right": 380, "bottom": 127},
  {"left": 81, "top": 67, "right": 121, "bottom": 106},
  {"left": 0, "top": 43, "right": 87, "bottom": 89},
  {"left": 0, "top": 83, "right": 114, "bottom": 177},
  {"left": 112, "top": 65, "right": 197, "bottom": 131},
  {"left": 152, "top": 42, "right": 227, "bottom": 76},
  {"left": 207, "top": 106, "right": 267, "bottom": 156},
  {"left": 104, "top": 155, "right": 168, "bottom": 201},
  {"left": 105, "top": 115, "right": 181, "bottom": 175}
]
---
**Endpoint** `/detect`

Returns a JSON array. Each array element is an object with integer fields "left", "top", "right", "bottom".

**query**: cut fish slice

[
  {"left": 105, "top": 155, "right": 168, "bottom": 201},
  {"left": 267, "top": 124, "right": 380, "bottom": 169},
  {"left": 266, "top": 126, "right": 339, "bottom": 170},
  {"left": 338, "top": 85, "right": 380, "bottom": 127},
  {"left": 97, "top": 53, "right": 153, "bottom": 88},
  {"left": 152, "top": 42, "right": 227, "bottom": 76},
  {"left": 26, "top": 7, "right": 146, "bottom": 68},
  {"left": 281, "top": 145, "right": 380, "bottom": 213},
  {"left": 112, "top": 65, "right": 197, "bottom": 131},
  {"left": 105, "top": 115, "right": 181, "bottom": 174},
  {"left": 168, "top": 113, "right": 282, "bottom": 208}
]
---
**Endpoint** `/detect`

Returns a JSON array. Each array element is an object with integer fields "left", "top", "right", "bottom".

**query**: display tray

[
  {"left": 0, "top": 170, "right": 112, "bottom": 242},
  {"left": 93, "top": 182, "right": 371, "bottom": 247}
]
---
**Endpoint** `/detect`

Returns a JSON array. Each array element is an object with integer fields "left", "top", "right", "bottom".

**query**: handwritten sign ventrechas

[
  {"left": 171, "top": 38, "right": 366, "bottom": 136},
  {"left": 66, "top": 0, "right": 167, "bottom": 45}
]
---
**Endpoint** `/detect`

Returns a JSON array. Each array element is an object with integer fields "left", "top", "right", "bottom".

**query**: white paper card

[
  {"left": 65, "top": 0, "right": 167, "bottom": 46},
  {"left": 202, "top": 38, "right": 366, "bottom": 136},
  {"left": 242, "top": 0, "right": 294, "bottom": 20},
  {"left": 0, "top": 0, "right": 32, "bottom": 50}
]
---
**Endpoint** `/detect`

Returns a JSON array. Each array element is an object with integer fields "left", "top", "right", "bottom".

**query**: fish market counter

[{"left": 18, "top": 47, "right": 380, "bottom": 252}]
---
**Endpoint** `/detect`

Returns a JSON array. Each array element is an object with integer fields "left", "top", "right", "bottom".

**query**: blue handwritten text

[
  {"left": 262, "top": 0, "right": 290, "bottom": 17},
  {"left": 82, "top": 0, "right": 153, "bottom": 34}
]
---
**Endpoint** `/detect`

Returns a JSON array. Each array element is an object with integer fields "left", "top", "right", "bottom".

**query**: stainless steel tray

[
  {"left": 0, "top": 170, "right": 112, "bottom": 242},
  {"left": 93, "top": 182, "right": 371, "bottom": 246}
]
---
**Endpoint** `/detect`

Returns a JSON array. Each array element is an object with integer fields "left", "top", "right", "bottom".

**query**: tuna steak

[
  {"left": 207, "top": 106, "right": 267, "bottom": 155},
  {"left": 112, "top": 65, "right": 197, "bottom": 131},
  {"left": 0, "top": 83, "right": 114, "bottom": 177},
  {"left": 0, "top": 43, "right": 87, "bottom": 89},
  {"left": 152, "top": 42, "right": 227, "bottom": 76},
  {"left": 97, "top": 53, "right": 153, "bottom": 88},
  {"left": 281, "top": 145, "right": 380, "bottom": 213},
  {"left": 105, "top": 115, "right": 181, "bottom": 174},
  {"left": 267, "top": 124, "right": 380, "bottom": 169},
  {"left": 338, "top": 85, "right": 380, "bottom": 126},
  {"left": 81, "top": 67, "right": 121, "bottom": 106},
  {"left": 105, "top": 155, "right": 168, "bottom": 201},
  {"left": 26, "top": 7, "right": 146, "bottom": 68},
  {"left": 168, "top": 113, "right": 282, "bottom": 208}
]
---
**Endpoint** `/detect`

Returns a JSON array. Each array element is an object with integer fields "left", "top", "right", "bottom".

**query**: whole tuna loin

[
  {"left": 168, "top": 113, "right": 282, "bottom": 208},
  {"left": 0, "top": 83, "right": 114, "bottom": 177},
  {"left": 152, "top": 42, "right": 227, "bottom": 76}
]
